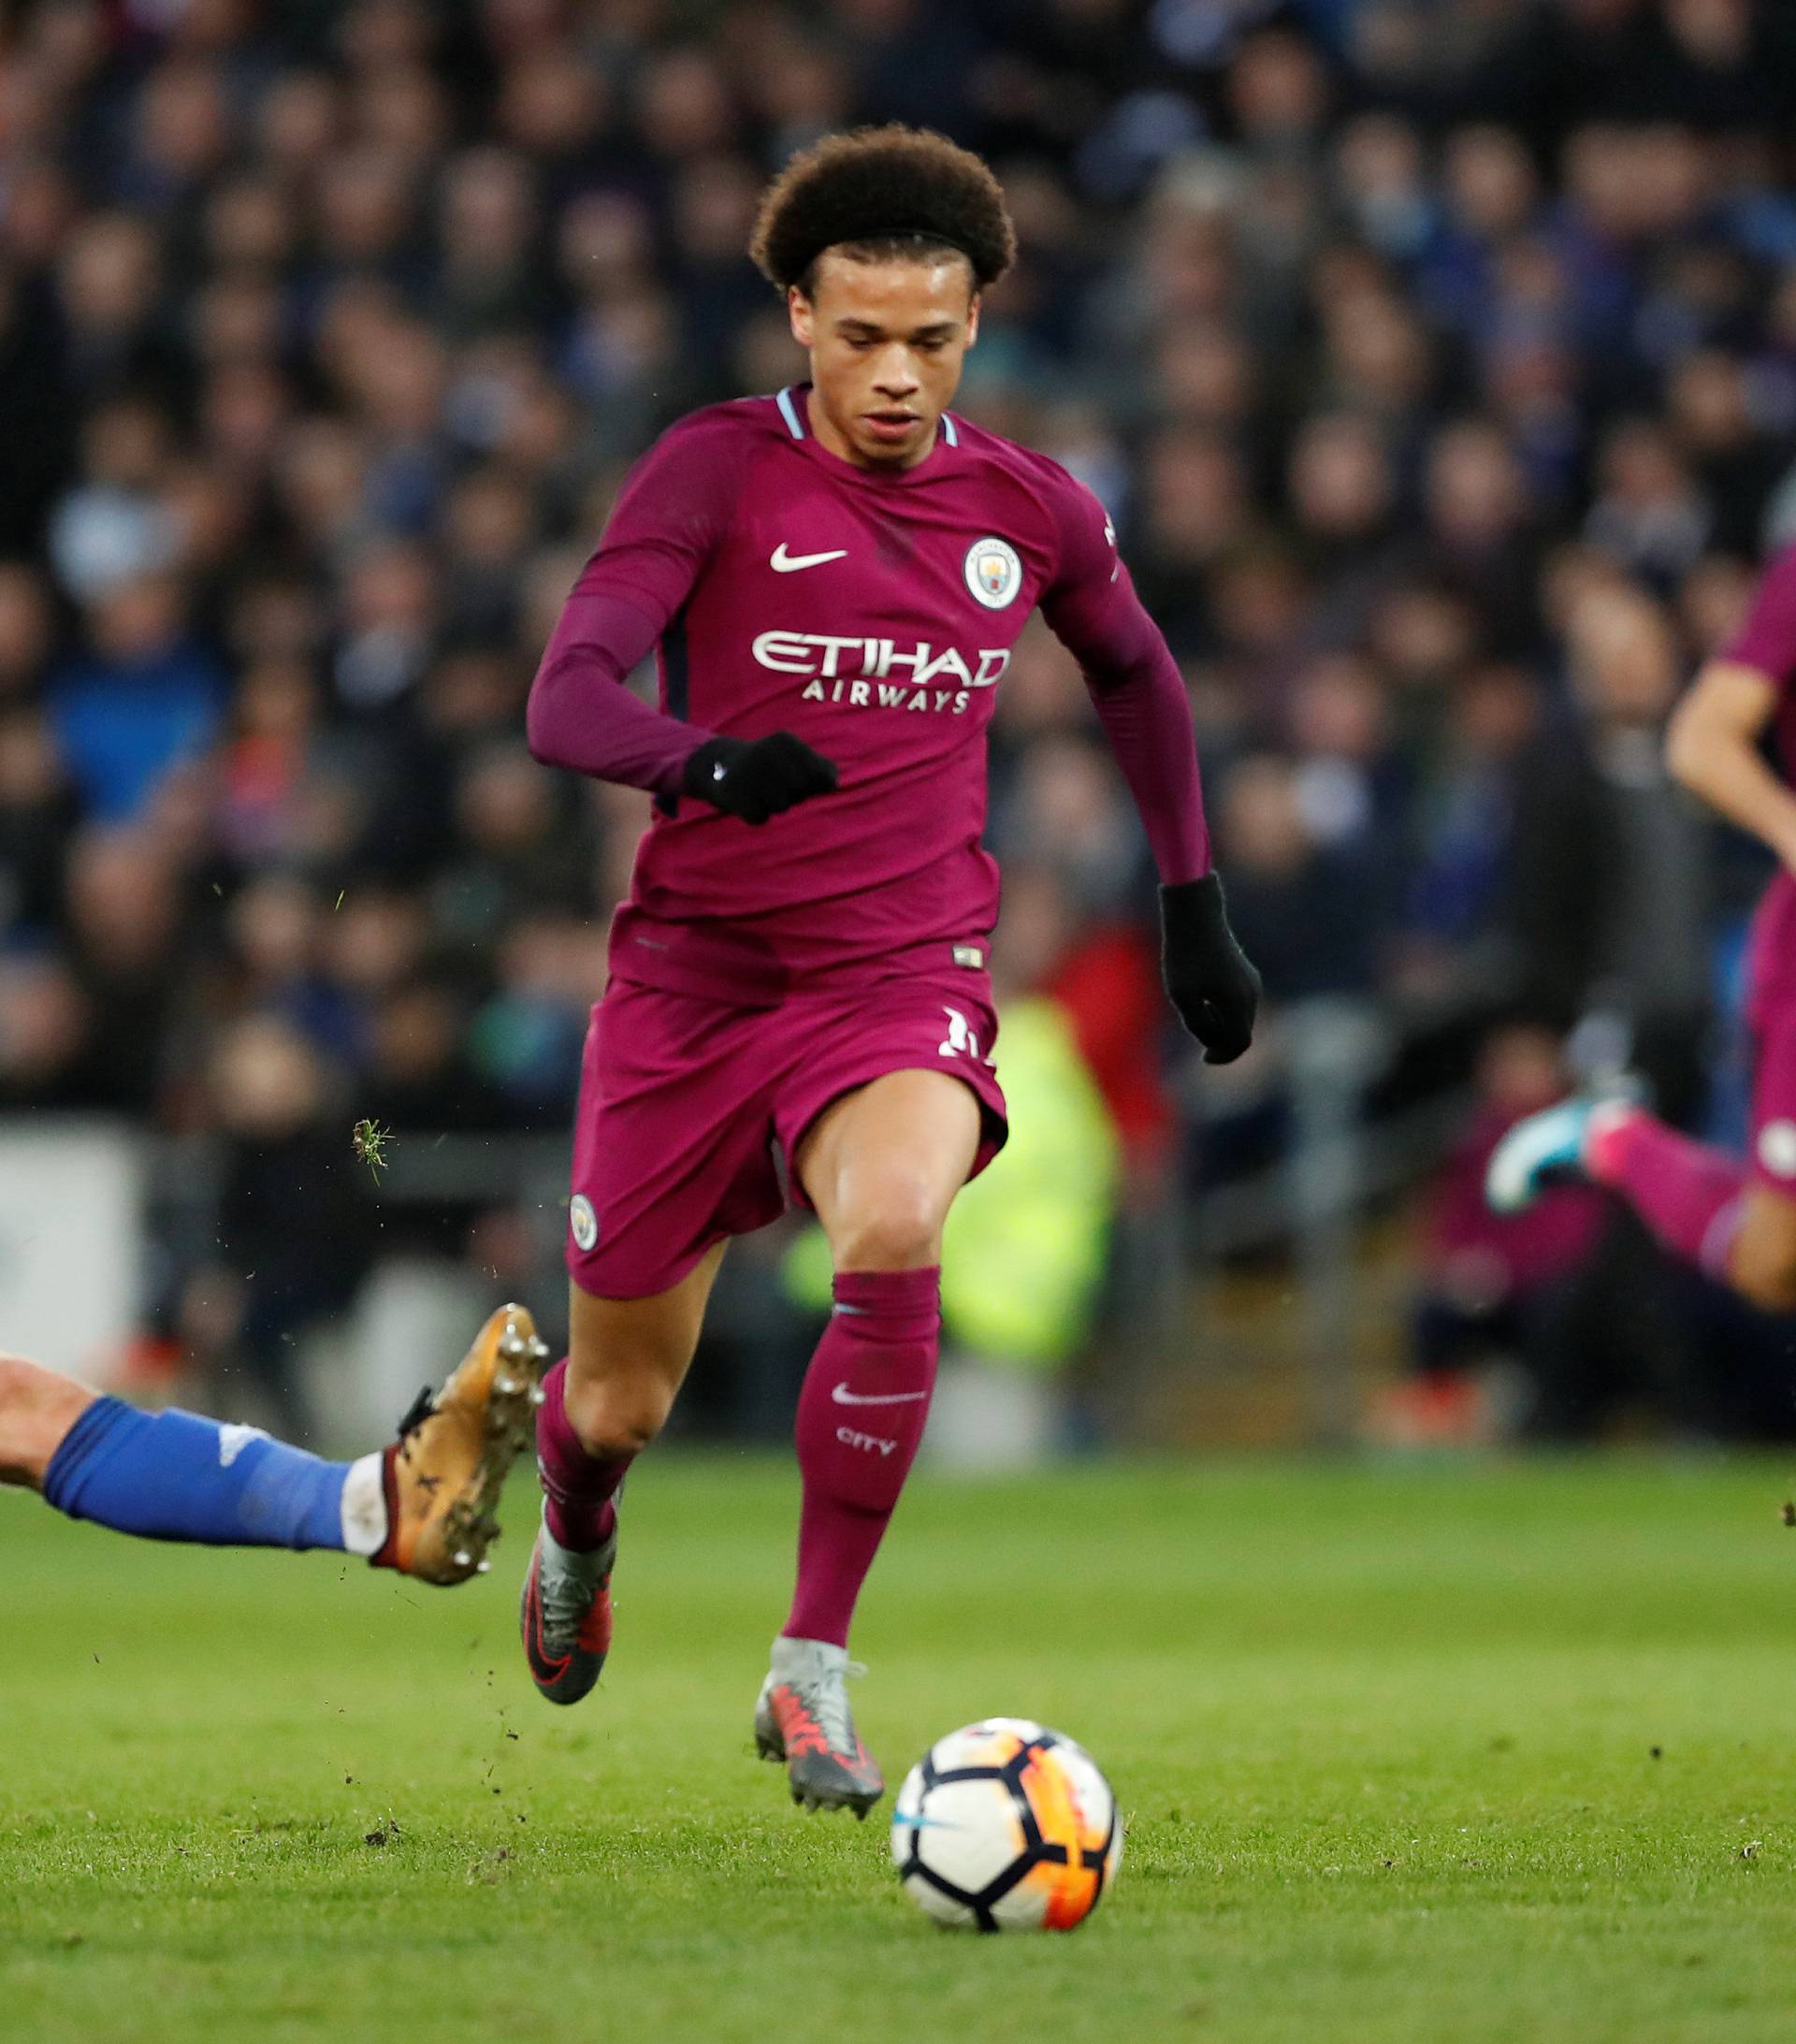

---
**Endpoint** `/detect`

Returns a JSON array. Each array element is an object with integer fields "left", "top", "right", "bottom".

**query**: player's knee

[
  {"left": 1725, "top": 1193, "right": 1796, "bottom": 1312},
  {"left": 0, "top": 1352, "right": 80, "bottom": 1416},
  {"left": 590, "top": 1402, "right": 668, "bottom": 1459},
  {"left": 1731, "top": 1239, "right": 1796, "bottom": 1315},
  {"left": 0, "top": 1353, "right": 45, "bottom": 1405},
  {"left": 561, "top": 1355, "right": 675, "bottom": 1459},
  {"left": 0, "top": 1354, "right": 91, "bottom": 1486},
  {"left": 832, "top": 1177, "right": 946, "bottom": 1272}
]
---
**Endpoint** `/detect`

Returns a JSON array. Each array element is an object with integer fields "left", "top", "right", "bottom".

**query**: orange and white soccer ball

[{"left": 890, "top": 1718, "right": 1122, "bottom": 1931}]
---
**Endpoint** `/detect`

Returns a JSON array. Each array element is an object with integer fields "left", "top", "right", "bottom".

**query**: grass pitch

[{"left": 5, "top": 1455, "right": 1796, "bottom": 2044}]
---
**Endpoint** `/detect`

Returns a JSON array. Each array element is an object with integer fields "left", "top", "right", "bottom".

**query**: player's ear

[
  {"left": 789, "top": 285, "right": 815, "bottom": 349},
  {"left": 964, "top": 294, "right": 980, "bottom": 351}
]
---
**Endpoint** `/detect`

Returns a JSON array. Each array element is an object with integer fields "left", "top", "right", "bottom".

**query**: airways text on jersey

[{"left": 752, "top": 629, "right": 1011, "bottom": 714}]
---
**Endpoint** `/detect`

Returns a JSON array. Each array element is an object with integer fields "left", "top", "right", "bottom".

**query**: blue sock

[{"left": 43, "top": 1399, "right": 358, "bottom": 1552}]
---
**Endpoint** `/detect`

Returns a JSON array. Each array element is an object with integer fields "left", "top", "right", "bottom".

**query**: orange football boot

[{"left": 370, "top": 1303, "right": 549, "bottom": 1586}]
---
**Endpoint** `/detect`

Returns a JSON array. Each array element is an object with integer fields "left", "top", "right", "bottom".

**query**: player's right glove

[
  {"left": 680, "top": 732, "right": 839, "bottom": 824},
  {"left": 1159, "top": 872, "right": 1261, "bottom": 1065}
]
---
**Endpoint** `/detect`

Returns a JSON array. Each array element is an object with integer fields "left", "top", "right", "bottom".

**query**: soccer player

[
  {"left": 1489, "top": 544, "right": 1796, "bottom": 1318},
  {"left": 519, "top": 128, "right": 1260, "bottom": 1815},
  {"left": 0, "top": 1304, "right": 548, "bottom": 1583}
]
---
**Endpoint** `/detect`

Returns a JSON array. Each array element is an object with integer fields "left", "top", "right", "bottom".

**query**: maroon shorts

[
  {"left": 1748, "top": 1001, "right": 1796, "bottom": 1188},
  {"left": 1744, "top": 880, "right": 1796, "bottom": 1188},
  {"left": 564, "top": 972, "right": 1008, "bottom": 1298}
]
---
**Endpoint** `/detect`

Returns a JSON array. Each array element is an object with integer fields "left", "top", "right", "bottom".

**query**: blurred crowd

[{"left": 5, "top": 0, "right": 1796, "bottom": 1437}]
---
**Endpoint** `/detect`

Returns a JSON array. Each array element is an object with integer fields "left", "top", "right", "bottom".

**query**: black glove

[
  {"left": 680, "top": 732, "right": 838, "bottom": 824},
  {"left": 1159, "top": 873, "right": 1261, "bottom": 1065}
]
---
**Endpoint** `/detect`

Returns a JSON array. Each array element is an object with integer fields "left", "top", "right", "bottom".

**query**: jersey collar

[{"left": 775, "top": 384, "right": 961, "bottom": 484}]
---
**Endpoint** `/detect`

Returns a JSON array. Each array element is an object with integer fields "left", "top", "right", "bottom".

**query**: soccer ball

[{"left": 890, "top": 1718, "right": 1122, "bottom": 1932}]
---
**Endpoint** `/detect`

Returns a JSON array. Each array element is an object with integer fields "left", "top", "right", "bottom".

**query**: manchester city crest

[{"left": 964, "top": 536, "right": 1022, "bottom": 610}]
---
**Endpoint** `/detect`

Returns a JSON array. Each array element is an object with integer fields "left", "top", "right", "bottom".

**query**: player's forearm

[
  {"left": 1082, "top": 635, "right": 1211, "bottom": 883},
  {"left": 1669, "top": 734, "right": 1796, "bottom": 866},
  {"left": 1666, "top": 666, "right": 1796, "bottom": 867},
  {"left": 527, "top": 587, "right": 710, "bottom": 795},
  {"left": 1041, "top": 501, "right": 1212, "bottom": 881}
]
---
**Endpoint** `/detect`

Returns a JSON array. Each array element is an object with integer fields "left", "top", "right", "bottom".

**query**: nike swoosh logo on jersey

[
  {"left": 771, "top": 544, "right": 847, "bottom": 573},
  {"left": 831, "top": 1382, "right": 929, "bottom": 1407}
]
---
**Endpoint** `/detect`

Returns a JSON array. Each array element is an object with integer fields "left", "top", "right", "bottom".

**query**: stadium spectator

[
  {"left": 5, "top": 0, "right": 1796, "bottom": 1438},
  {"left": 1380, "top": 1022, "right": 1606, "bottom": 1447}
]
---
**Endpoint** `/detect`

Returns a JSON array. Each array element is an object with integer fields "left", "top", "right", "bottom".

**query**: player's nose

[{"left": 872, "top": 351, "right": 920, "bottom": 398}]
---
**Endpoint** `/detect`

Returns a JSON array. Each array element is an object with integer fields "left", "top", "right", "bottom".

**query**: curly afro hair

[{"left": 749, "top": 125, "right": 1016, "bottom": 297}]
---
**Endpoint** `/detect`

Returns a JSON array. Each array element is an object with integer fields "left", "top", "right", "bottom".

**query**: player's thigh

[
  {"left": 0, "top": 1355, "right": 96, "bottom": 1490},
  {"left": 564, "top": 1240, "right": 728, "bottom": 1445},
  {"left": 566, "top": 980, "right": 784, "bottom": 1300},
  {"left": 793, "top": 1067, "right": 983, "bottom": 1269},
  {"left": 1726, "top": 1184, "right": 1796, "bottom": 1312}
]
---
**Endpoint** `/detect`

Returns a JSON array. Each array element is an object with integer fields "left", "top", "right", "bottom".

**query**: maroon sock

[
  {"left": 1586, "top": 1106, "right": 1747, "bottom": 1279},
  {"left": 535, "top": 1357, "right": 630, "bottom": 1552},
  {"left": 783, "top": 1266, "right": 941, "bottom": 1649}
]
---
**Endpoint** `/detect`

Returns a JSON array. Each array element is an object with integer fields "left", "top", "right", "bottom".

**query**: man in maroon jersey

[
  {"left": 1491, "top": 544, "right": 1796, "bottom": 1326},
  {"left": 519, "top": 128, "right": 1259, "bottom": 1816}
]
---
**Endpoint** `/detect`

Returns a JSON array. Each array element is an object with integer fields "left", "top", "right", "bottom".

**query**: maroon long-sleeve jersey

[
  {"left": 1724, "top": 542, "right": 1796, "bottom": 767},
  {"left": 529, "top": 385, "right": 1209, "bottom": 1003},
  {"left": 1723, "top": 543, "right": 1796, "bottom": 1001}
]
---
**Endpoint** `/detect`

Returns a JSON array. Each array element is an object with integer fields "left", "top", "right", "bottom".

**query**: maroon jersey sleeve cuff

[{"left": 1039, "top": 471, "right": 1211, "bottom": 884}]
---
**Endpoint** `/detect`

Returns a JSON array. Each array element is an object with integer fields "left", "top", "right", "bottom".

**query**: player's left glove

[
  {"left": 681, "top": 732, "right": 839, "bottom": 824},
  {"left": 1159, "top": 873, "right": 1261, "bottom": 1065}
]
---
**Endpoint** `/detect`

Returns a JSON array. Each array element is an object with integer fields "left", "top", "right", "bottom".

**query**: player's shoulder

[
  {"left": 948, "top": 413, "right": 1093, "bottom": 511},
  {"left": 947, "top": 416, "right": 1109, "bottom": 575},
  {"left": 635, "top": 395, "right": 793, "bottom": 469}
]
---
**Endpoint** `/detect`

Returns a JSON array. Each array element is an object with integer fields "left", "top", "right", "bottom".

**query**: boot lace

[
  {"left": 538, "top": 1535, "right": 615, "bottom": 1647},
  {"left": 795, "top": 1659, "right": 866, "bottom": 1755}
]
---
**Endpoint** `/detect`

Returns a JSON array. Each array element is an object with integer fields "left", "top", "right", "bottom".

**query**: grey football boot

[
  {"left": 754, "top": 1636, "right": 884, "bottom": 1818},
  {"left": 520, "top": 1512, "right": 617, "bottom": 1705}
]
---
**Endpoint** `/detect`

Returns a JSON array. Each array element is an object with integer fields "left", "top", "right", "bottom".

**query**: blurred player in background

[
  {"left": 520, "top": 127, "right": 1259, "bottom": 1816},
  {"left": 0, "top": 1305, "right": 548, "bottom": 1586},
  {"left": 1492, "top": 544, "right": 1796, "bottom": 1322}
]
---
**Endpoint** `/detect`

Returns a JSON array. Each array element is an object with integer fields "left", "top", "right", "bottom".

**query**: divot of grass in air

[{"left": 350, "top": 1117, "right": 392, "bottom": 1180}]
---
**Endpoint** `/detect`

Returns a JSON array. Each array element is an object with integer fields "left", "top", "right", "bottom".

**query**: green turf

[{"left": 5, "top": 1456, "right": 1796, "bottom": 2043}]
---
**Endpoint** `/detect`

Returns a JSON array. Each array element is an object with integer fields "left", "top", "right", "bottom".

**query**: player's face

[{"left": 789, "top": 253, "right": 979, "bottom": 470}]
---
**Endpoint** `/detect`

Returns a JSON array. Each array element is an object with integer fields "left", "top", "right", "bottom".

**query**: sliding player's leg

[
  {"left": 7, "top": 1303, "right": 548, "bottom": 1583},
  {"left": 1488, "top": 1007, "right": 1796, "bottom": 1313},
  {"left": 1573, "top": 1108, "right": 1796, "bottom": 1312},
  {"left": 753, "top": 1067, "right": 982, "bottom": 1816},
  {"left": 521, "top": 1246, "right": 725, "bottom": 1703},
  {"left": 1490, "top": 1094, "right": 1748, "bottom": 1271}
]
